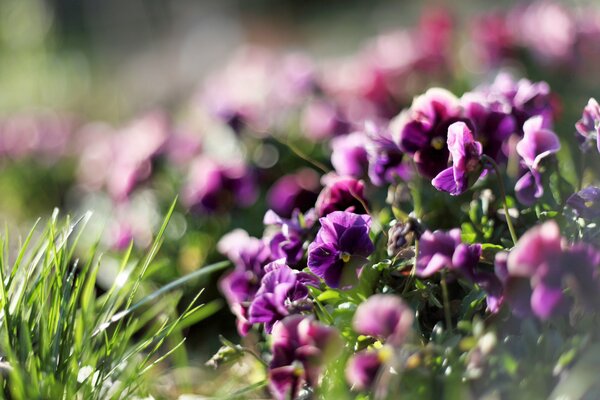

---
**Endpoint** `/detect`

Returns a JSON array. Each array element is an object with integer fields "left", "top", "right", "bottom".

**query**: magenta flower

[
  {"left": 353, "top": 294, "right": 414, "bottom": 345},
  {"left": 393, "top": 88, "right": 463, "bottom": 178},
  {"left": 345, "top": 350, "right": 384, "bottom": 391},
  {"left": 567, "top": 186, "right": 600, "bottom": 219},
  {"left": 461, "top": 92, "right": 515, "bottom": 162},
  {"left": 416, "top": 229, "right": 481, "bottom": 277},
  {"left": 505, "top": 221, "right": 600, "bottom": 319},
  {"left": 307, "top": 211, "right": 375, "bottom": 288},
  {"left": 575, "top": 98, "right": 600, "bottom": 153},
  {"left": 266, "top": 169, "right": 320, "bottom": 218},
  {"left": 432, "top": 122, "right": 483, "bottom": 195},
  {"left": 364, "top": 122, "right": 411, "bottom": 186},
  {"left": 217, "top": 230, "right": 272, "bottom": 335},
  {"left": 516, "top": 116, "right": 560, "bottom": 170},
  {"left": 514, "top": 116, "right": 560, "bottom": 205},
  {"left": 269, "top": 316, "right": 341, "bottom": 400},
  {"left": 248, "top": 260, "right": 318, "bottom": 333},
  {"left": 264, "top": 209, "right": 317, "bottom": 266},
  {"left": 182, "top": 157, "right": 257, "bottom": 213},
  {"left": 330, "top": 132, "right": 369, "bottom": 178},
  {"left": 315, "top": 174, "right": 368, "bottom": 217}
]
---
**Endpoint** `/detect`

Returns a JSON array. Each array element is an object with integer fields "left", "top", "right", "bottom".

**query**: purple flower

[
  {"left": 267, "top": 169, "right": 320, "bottom": 218},
  {"left": 516, "top": 116, "right": 560, "bottom": 170},
  {"left": 330, "top": 132, "right": 369, "bottom": 178},
  {"left": 217, "top": 230, "right": 272, "bottom": 335},
  {"left": 364, "top": 122, "right": 411, "bottom": 186},
  {"left": 301, "top": 100, "right": 349, "bottom": 140},
  {"left": 315, "top": 174, "right": 368, "bottom": 217},
  {"left": 575, "top": 98, "right": 600, "bottom": 153},
  {"left": 393, "top": 88, "right": 463, "bottom": 178},
  {"left": 505, "top": 221, "right": 600, "bottom": 319},
  {"left": 432, "top": 122, "right": 483, "bottom": 195},
  {"left": 182, "top": 157, "right": 257, "bottom": 213},
  {"left": 461, "top": 92, "right": 515, "bottom": 162},
  {"left": 248, "top": 260, "right": 318, "bottom": 333},
  {"left": 345, "top": 350, "right": 385, "bottom": 391},
  {"left": 264, "top": 209, "right": 317, "bottom": 266},
  {"left": 416, "top": 229, "right": 481, "bottom": 277},
  {"left": 269, "top": 316, "right": 341, "bottom": 400},
  {"left": 353, "top": 294, "right": 414, "bottom": 345},
  {"left": 475, "top": 73, "right": 554, "bottom": 132},
  {"left": 514, "top": 116, "right": 560, "bottom": 206},
  {"left": 307, "top": 211, "right": 375, "bottom": 288},
  {"left": 567, "top": 186, "right": 600, "bottom": 219}
]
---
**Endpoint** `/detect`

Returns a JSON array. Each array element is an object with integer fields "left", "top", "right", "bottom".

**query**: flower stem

[
  {"left": 482, "top": 155, "right": 518, "bottom": 246},
  {"left": 440, "top": 271, "right": 452, "bottom": 332}
]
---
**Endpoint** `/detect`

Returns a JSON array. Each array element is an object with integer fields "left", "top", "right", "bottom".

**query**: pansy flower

[
  {"left": 248, "top": 260, "right": 319, "bottom": 333},
  {"left": 432, "top": 122, "right": 483, "bottom": 195},
  {"left": 514, "top": 115, "right": 560, "bottom": 205},
  {"left": 307, "top": 211, "right": 375, "bottom": 288},
  {"left": 268, "top": 316, "right": 341, "bottom": 400},
  {"left": 393, "top": 88, "right": 463, "bottom": 178},
  {"left": 264, "top": 208, "right": 317, "bottom": 266},
  {"left": 575, "top": 98, "right": 600, "bottom": 153},
  {"left": 315, "top": 174, "right": 368, "bottom": 217}
]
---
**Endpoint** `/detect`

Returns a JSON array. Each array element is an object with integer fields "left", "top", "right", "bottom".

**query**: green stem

[
  {"left": 440, "top": 271, "right": 452, "bottom": 332},
  {"left": 482, "top": 155, "right": 518, "bottom": 246}
]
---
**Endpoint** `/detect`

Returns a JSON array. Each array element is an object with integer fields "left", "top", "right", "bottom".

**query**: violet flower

[
  {"left": 393, "top": 88, "right": 463, "bottom": 178},
  {"left": 461, "top": 92, "right": 516, "bottom": 162},
  {"left": 505, "top": 221, "right": 600, "bottom": 319},
  {"left": 345, "top": 350, "right": 385, "bottom": 391},
  {"left": 307, "top": 211, "right": 375, "bottom": 288},
  {"left": 432, "top": 122, "right": 484, "bottom": 196},
  {"left": 416, "top": 229, "right": 481, "bottom": 277},
  {"left": 364, "top": 122, "right": 411, "bottom": 186},
  {"left": 330, "top": 132, "right": 369, "bottom": 178},
  {"left": 248, "top": 260, "right": 318, "bottom": 333},
  {"left": 567, "top": 186, "right": 600, "bottom": 219},
  {"left": 353, "top": 294, "right": 414, "bottom": 345},
  {"left": 269, "top": 316, "right": 341, "bottom": 400},
  {"left": 315, "top": 174, "right": 368, "bottom": 217},
  {"left": 267, "top": 169, "right": 320, "bottom": 218},
  {"left": 217, "top": 230, "right": 272, "bottom": 335},
  {"left": 182, "top": 157, "right": 257, "bottom": 213},
  {"left": 514, "top": 116, "right": 560, "bottom": 205},
  {"left": 264, "top": 209, "right": 317, "bottom": 266},
  {"left": 575, "top": 98, "right": 600, "bottom": 153}
]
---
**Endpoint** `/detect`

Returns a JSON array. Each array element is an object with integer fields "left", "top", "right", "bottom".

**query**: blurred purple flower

[
  {"left": 182, "top": 157, "right": 257, "bottom": 213},
  {"left": 364, "top": 122, "right": 411, "bottom": 186},
  {"left": 432, "top": 122, "right": 483, "bottom": 195},
  {"left": 346, "top": 350, "right": 384, "bottom": 391},
  {"left": 267, "top": 169, "right": 320, "bottom": 218},
  {"left": 514, "top": 116, "right": 560, "bottom": 205},
  {"left": 218, "top": 230, "right": 272, "bottom": 335},
  {"left": 330, "top": 132, "right": 369, "bottom": 178},
  {"left": 353, "top": 294, "right": 414, "bottom": 345},
  {"left": 269, "top": 316, "right": 340, "bottom": 400},
  {"left": 567, "top": 186, "right": 600, "bottom": 219},
  {"left": 307, "top": 211, "right": 374, "bottom": 288},
  {"left": 575, "top": 98, "right": 600, "bottom": 153},
  {"left": 264, "top": 209, "right": 317, "bottom": 266},
  {"left": 416, "top": 229, "right": 481, "bottom": 277},
  {"left": 516, "top": 116, "right": 560, "bottom": 170},
  {"left": 505, "top": 221, "right": 600, "bottom": 319},
  {"left": 301, "top": 99, "right": 349, "bottom": 140},
  {"left": 248, "top": 260, "right": 318, "bottom": 333},
  {"left": 461, "top": 92, "right": 515, "bottom": 162},
  {"left": 476, "top": 73, "right": 554, "bottom": 131},
  {"left": 393, "top": 88, "right": 463, "bottom": 178},
  {"left": 315, "top": 174, "right": 368, "bottom": 217}
]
